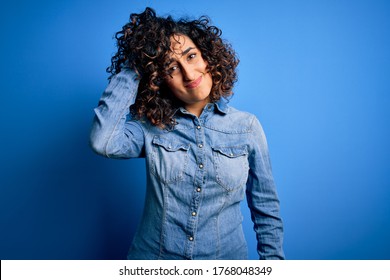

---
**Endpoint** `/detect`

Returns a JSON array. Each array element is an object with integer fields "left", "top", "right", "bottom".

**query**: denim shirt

[{"left": 90, "top": 69, "right": 284, "bottom": 260}]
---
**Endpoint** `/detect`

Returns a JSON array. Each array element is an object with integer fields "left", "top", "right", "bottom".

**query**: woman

[{"left": 90, "top": 7, "right": 284, "bottom": 260}]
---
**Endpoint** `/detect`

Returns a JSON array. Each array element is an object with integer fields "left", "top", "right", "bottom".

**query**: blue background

[{"left": 1, "top": 0, "right": 389, "bottom": 259}]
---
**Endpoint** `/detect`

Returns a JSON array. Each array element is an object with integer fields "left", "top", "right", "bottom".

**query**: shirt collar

[
  {"left": 175, "top": 97, "right": 229, "bottom": 116},
  {"left": 214, "top": 97, "right": 229, "bottom": 114}
]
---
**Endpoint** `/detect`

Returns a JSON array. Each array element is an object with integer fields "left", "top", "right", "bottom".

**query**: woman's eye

[
  {"left": 168, "top": 65, "right": 179, "bottom": 73},
  {"left": 166, "top": 65, "right": 179, "bottom": 76},
  {"left": 188, "top": 53, "right": 196, "bottom": 60}
]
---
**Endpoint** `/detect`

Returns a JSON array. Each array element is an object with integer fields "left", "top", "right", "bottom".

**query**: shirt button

[
  {"left": 199, "top": 164, "right": 204, "bottom": 169},
  {"left": 197, "top": 125, "right": 201, "bottom": 130},
  {"left": 230, "top": 153, "right": 234, "bottom": 156},
  {"left": 189, "top": 236, "right": 194, "bottom": 241},
  {"left": 196, "top": 187, "right": 201, "bottom": 192},
  {"left": 191, "top": 212, "right": 197, "bottom": 216},
  {"left": 198, "top": 144, "right": 203, "bottom": 148}
]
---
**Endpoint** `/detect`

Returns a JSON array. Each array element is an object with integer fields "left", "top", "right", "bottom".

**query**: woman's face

[{"left": 164, "top": 34, "right": 213, "bottom": 116}]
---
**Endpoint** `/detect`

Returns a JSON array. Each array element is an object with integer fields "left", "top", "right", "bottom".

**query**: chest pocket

[
  {"left": 151, "top": 136, "right": 190, "bottom": 184},
  {"left": 212, "top": 145, "right": 249, "bottom": 191}
]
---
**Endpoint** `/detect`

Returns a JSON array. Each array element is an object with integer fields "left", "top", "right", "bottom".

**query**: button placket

[{"left": 184, "top": 120, "right": 205, "bottom": 259}]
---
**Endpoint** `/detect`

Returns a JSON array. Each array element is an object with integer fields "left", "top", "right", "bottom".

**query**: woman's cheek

[{"left": 164, "top": 78, "right": 175, "bottom": 90}]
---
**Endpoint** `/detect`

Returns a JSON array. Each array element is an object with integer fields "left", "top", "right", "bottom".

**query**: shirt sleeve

[
  {"left": 89, "top": 68, "right": 145, "bottom": 159},
  {"left": 246, "top": 116, "right": 285, "bottom": 259}
]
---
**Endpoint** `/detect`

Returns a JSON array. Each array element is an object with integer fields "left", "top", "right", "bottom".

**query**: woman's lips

[{"left": 185, "top": 75, "right": 202, "bottom": 89}]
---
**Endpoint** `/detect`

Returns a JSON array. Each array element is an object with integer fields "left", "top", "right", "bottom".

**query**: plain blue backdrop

[{"left": 1, "top": 0, "right": 389, "bottom": 259}]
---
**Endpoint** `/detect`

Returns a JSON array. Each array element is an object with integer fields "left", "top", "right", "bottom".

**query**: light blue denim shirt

[{"left": 90, "top": 68, "right": 284, "bottom": 260}]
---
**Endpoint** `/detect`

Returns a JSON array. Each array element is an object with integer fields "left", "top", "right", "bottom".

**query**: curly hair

[{"left": 107, "top": 7, "right": 239, "bottom": 128}]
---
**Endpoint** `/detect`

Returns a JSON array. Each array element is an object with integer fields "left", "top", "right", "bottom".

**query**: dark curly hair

[{"left": 107, "top": 7, "right": 239, "bottom": 128}]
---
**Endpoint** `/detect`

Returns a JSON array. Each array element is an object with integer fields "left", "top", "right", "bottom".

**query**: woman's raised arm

[{"left": 89, "top": 68, "right": 145, "bottom": 159}]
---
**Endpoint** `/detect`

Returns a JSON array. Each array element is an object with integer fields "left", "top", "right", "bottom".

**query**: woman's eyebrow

[
  {"left": 168, "top": 46, "right": 196, "bottom": 63},
  {"left": 181, "top": 47, "right": 195, "bottom": 56}
]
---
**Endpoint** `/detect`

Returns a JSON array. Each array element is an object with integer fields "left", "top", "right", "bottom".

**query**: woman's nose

[{"left": 181, "top": 64, "right": 195, "bottom": 81}]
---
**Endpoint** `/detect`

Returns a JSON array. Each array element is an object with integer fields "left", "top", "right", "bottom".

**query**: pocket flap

[
  {"left": 152, "top": 136, "right": 190, "bottom": 152},
  {"left": 212, "top": 146, "right": 248, "bottom": 158}
]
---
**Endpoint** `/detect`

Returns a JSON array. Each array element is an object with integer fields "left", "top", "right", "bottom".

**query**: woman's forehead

[{"left": 169, "top": 34, "right": 196, "bottom": 55}]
